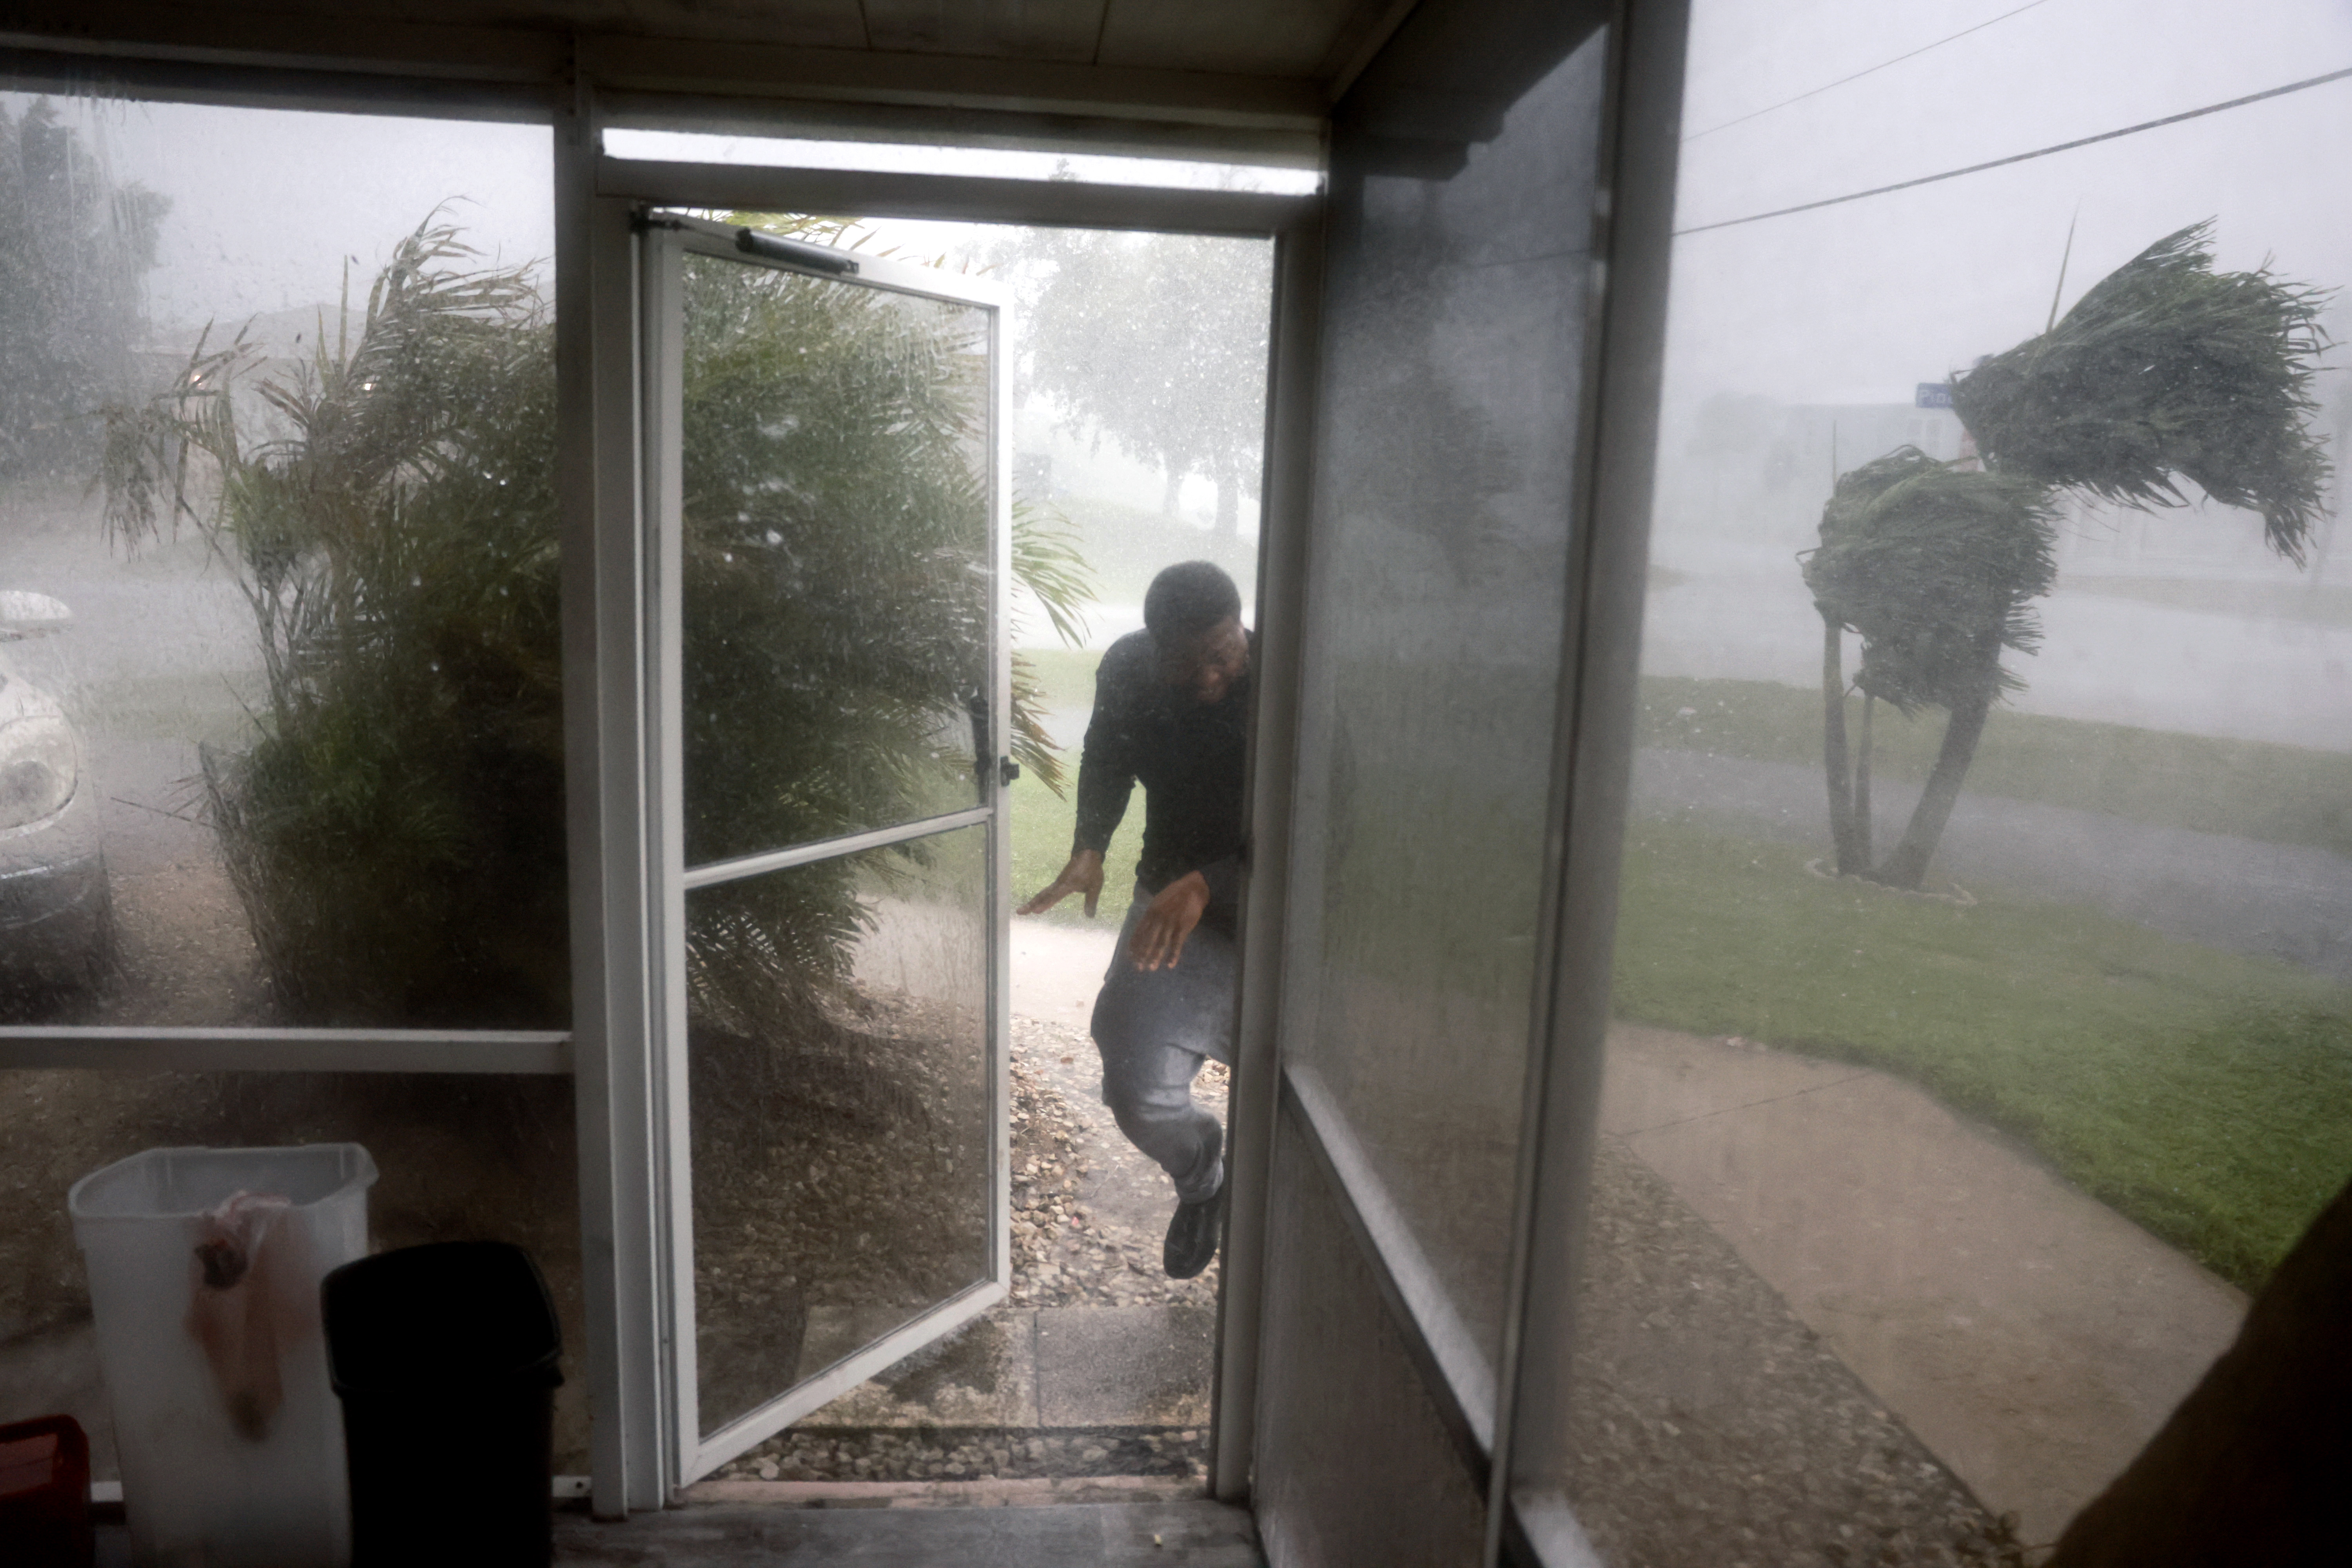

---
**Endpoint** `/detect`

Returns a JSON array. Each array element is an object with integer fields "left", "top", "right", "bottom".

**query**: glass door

[{"left": 639, "top": 216, "right": 1012, "bottom": 1481}]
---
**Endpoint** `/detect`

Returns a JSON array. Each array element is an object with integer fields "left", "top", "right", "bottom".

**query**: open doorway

[{"left": 641, "top": 200, "right": 1278, "bottom": 1494}]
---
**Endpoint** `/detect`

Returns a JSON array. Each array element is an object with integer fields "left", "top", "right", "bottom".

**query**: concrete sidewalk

[
  {"left": 1013, "top": 920, "right": 2251, "bottom": 1546},
  {"left": 1599, "top": 1024, "right": 2245, "bottom": 1546}
]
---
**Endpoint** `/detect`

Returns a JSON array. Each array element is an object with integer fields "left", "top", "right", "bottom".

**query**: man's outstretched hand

[
  {"left": 1019, "top": 849, "right": 1105, "bottom": 918},
  {"left": 1127, "top": 870, "right": 1211, "bottom": 972}
]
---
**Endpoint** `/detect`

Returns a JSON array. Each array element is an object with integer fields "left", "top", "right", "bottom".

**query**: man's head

[{"left": 1143, "top": 561, "right": 1247, "bottom": 705}]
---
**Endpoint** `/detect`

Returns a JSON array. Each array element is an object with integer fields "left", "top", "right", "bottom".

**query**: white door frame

[
  {"left": 557, "top": 120, "right": 1321, "bottom": 1518},
  {"left": 636, "top": 212, "right": 1015, "bottom": 1486}
]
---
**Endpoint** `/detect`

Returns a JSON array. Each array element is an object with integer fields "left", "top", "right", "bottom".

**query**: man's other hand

[
  {"left": 1127, "top": 870, "right": 1210, "bottom": 971},
  {"left": 1019, "top": 849, "right": 1105, "bottom": 918}
]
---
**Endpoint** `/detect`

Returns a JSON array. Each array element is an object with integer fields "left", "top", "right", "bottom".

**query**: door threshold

[{"left": 676, "top": 1473, "right": 1208, "bottom": 1509}]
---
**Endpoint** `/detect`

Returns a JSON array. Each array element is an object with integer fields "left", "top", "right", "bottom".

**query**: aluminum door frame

[
  {"left": 637, "top": 213, "right": 1015, "bottom": 1487},
  {"left": 1234, "top": 3, "right": 1694, "bottom": 1563},
  {"left": 581, "top": 143, "right": 1319, "bottom": 1514}
]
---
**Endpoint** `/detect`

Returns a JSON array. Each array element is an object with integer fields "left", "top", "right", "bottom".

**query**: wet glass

[
  {"left": 0, "top": 93, "right": 560, "bottom": 1028},
  {"left": 0, "top": 1068, "right": 586, "bottom": 1477},
  {"left": 688, "top": 827, "right": 991, "bottom": 1439},
  {"left": 679, "top": 256, "right": 991, "bottom": 869},
  {"left": 1281, "top": 30, "right": 1613, "bottom": 1425},
  {"left": 1553, "top": 2, "right": 2352, "bottom": 1560}
]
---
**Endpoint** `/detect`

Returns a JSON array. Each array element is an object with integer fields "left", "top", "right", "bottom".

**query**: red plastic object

[{"left": 0, "top": 1414, "right": 93, "bottom": 1568}]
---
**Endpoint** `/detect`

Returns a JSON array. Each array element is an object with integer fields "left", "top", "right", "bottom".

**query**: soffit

[{"left": 0, "top": 0, "right": 1418, "bottom": 134}]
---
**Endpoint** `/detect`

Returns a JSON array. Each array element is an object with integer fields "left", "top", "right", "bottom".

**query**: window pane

[
  {"left": 0, "top": 93, "right": 560, "bottom": 1027},
  {"left": 1283, "top": 32, "right": 1613, "bottom": 1412},
  {"left": 688, "top": 826, "right": 991, "bottom": 1439},
  {"left": 1555, "top": 3, "right": 2352, "bottom": 1558},
  {"left": 678, "top": 253, "right": 991, "bottom": 866},
  {"left": 0, "top": 1068, "right": 586, "bottom": 1479}
]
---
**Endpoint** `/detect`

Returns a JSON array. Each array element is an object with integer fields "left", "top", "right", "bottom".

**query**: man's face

[{"left": 1158, "top": 615, "right": 1249, "bottom": 706}]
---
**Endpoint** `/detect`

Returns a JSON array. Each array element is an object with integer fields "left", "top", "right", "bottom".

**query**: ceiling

[{"left": 0, "top": 0, "right": 1428, "bottom": 154}]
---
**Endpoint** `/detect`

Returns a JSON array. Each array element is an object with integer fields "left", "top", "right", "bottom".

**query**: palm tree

[
  {"left": 100, "top": 214, "right": 1090, "bottom": 1027},
  {"left": 1802, "top": 450, "right": 2056, "bottom": 883},
  {"left": 1805, "top": 224, "right": 2332, "bottom": 890}
]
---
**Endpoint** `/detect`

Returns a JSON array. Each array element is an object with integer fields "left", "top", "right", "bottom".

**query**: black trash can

[{"left": 322, "top": 1241, "right": 563, "bottom": 1568}]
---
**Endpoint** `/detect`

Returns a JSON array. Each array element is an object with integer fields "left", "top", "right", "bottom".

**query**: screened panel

[
  {"left": 1253, "top": 1100, "right": 1488, "bottom": 1567},
  {"left": 677, "top": 255, "right": 991, "bottom": 869},
  {"left": 1279, "top": 28, "right": 1614, "bottom": 1409},
  {"left": 686, "top": 828, "right": 991, "bottom": 1439},
  {"left": 0, "top": 1068, "right": 586, "bottom": 1479},
  {"left": 1552, "top": 1, "right": 2352, "bottom": 1558},
  {"left": 0, "top": 93, "right": 561, "bottom": 1028}
]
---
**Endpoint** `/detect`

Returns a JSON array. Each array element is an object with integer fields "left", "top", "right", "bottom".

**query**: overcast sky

[
  {"left": 15, "top": 0, "right": 2348, "bottom": 412},
  {"left": 1667, "top": 0, "right": 2352, "bottom": 408},
  {"left": 5, "top": 94, "right": 553, "bottom": 334}
]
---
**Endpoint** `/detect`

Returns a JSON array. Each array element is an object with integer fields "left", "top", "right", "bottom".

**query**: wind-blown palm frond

[
  {"left": 1804, "top": 446, "right": 2059, "bottom": 715},
  {"left": 1951, "top": 221, "right": 2334, "bottom": 559}
]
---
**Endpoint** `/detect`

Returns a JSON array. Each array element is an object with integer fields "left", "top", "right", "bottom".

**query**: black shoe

[{"left": 1163, "top": 1178, "right": 1226, "bottom": 1279}]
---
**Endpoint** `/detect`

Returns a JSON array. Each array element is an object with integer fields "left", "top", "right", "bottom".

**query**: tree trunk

[
  {"left": 2046, "top": 1171, "right": 2352, "bottom": 1568},
  {"left": 1819, "top": 614, "right": 1862, "bottom": 875},
  {"left": 1872, "top": 641, "right": 1998, "bottom": 890},
  {"left": 1853, "top": 692, "right": 1875, "bottom": 870},
  {"left": 1213, "top": 454, "right": 1239, "bottom": 540},
  {"left": 1161, "top": 464, "right": 1184, "bottom": 517}
]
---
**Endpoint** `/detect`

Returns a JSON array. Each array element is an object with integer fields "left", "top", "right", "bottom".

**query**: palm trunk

[
  {"left": 1872, "top": 642, "right": 1998, "bottom": 889},
  {"left": 1819, "top": 614, "right": 1862, "bottom": 875},
  {"left": 1854, "top": 692, "right": 1875, "bottom": 869}
]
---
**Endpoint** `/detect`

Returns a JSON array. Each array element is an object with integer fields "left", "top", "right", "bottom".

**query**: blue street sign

[{"left": 1916, "top": 382, "right": 1953, "bottom": 409}]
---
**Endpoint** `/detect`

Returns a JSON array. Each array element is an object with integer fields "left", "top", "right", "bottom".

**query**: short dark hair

[{"left": 1143, "top": 561, "right": 1241, "bottom": 643}]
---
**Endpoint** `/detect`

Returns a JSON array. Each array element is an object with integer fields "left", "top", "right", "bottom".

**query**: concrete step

[
  {"left": 807, "top": 1302, "right": 1214, "bottom": 1430},
  {"left": 555, "top": 1496, "right": 1262, "bottom": 1566}
]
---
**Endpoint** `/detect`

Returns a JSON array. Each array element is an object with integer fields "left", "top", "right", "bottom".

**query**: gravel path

[
  {"left": 715, "top": 1016, "right": 1222, "bottom": 1485},
  {"left": 1568, "top": 1140, "right": 2028, "bottom": 1568},
  {"left": 1007, "top": 1016, "right": 1227, "bottom": 1311}
]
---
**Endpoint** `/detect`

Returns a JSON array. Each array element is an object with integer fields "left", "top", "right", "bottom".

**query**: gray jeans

[{"left": 1089, "top": 883, "right": 1237, "bottom": 1204}]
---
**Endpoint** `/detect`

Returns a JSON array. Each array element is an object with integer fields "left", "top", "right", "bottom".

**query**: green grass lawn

[
  {"left": 1612, "top": 818, "right": 2352, "bottom": 1292},
  {"left": 1007, "top": 759, "right": 1142, "bottom": 927},
  {"left": 1641, "top": 674, "right": 2352, "bottom": 858},
  {"left": 1049, "top": 492, "right": 1254, "bottom": 606},
  {"left": 1008, "top": 647, "right": 2351, "bottom": 1286},
  {"left": 1014, "top": 646, "right": 1102, "bottom": 714},
  {"left": 1009, "top": 645, "right": 1143, "bottom": 923}
]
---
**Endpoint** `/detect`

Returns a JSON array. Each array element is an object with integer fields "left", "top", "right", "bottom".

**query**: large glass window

[
  {"left": 0, "top": 87, "right": 577, "bottom": 1493},
  {"left": 1563, "top": 3, "right": 2352, "bottom": 1559},
  {"left": 0, "top": 93, "right": 559, "bottom": 1029}
]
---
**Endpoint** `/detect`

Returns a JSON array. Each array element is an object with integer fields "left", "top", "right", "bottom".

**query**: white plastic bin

[{"left": 70, "top": 1145, "right": 377, "bottom": 1568}]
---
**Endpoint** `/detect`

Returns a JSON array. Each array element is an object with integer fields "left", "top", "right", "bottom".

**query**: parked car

[{"left": 0, "top": 592, "right": 113, "bottom": 987}]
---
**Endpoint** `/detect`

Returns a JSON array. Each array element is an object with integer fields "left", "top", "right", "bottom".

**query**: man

[{"left": 1018, "top": 561, "right": 1249, "bottom": 1280}]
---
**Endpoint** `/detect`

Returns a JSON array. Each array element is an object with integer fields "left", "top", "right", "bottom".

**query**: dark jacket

[{"left": 1071, "top": 628, "right": 1250, "bottom": 915}]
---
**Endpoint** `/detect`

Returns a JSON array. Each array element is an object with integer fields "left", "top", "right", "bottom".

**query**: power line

[
  {"left": 1684, "top": 0, "right": 2054, "bottom": 143},
  {"left": 1677, "top": 63, "right": 2352, "bottom": 238}
]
